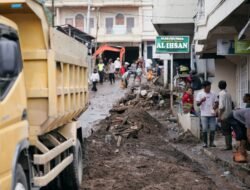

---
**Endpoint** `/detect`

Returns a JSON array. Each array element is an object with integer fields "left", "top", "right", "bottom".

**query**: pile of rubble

[
  {"left": 97, "top": 83, "right": 177, "bottom": 147},
  {"left": 114, "top": 84, "right": 172, "bottom": 111},
  {"left": 103, "top": 108, "right": 162, "bottom": 148}
]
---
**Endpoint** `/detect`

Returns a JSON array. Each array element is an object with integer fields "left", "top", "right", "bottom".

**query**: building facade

[
  {"left": 152, "top": 0, "right": 250, "bottom": 108},
  {"left": 152, "top": 0, "right": 198, "bottom": 76},
  {"left": 194, "top": 0, "right": 250, "bottom": 107},
  {"left": 45, "top": 0, "right": 157, "bottom": 63}
]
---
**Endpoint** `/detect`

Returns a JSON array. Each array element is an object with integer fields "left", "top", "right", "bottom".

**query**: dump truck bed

[{"left": 0, "top": 0, "right": 88, "bottom": 136}]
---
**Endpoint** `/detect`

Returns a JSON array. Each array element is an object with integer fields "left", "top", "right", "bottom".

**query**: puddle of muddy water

[{"left": 79, "top": 82, "right": 126, "bottom": 138}]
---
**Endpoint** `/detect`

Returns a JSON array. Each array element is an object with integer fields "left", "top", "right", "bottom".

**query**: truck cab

[
  {"left": 0, "top": 16, "right": 29, "bottom": 190},
  {"left": 0, "top": 1, "right": 89, "bottom": 189}
]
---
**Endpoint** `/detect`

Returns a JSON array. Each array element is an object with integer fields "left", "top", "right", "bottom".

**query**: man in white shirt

[
  {"left": 217, "top": 80, "right": 233, "bottom": 150},
  {"left": 196, "top": 81, "right": 218, "bottom": 148},
  {"left": 114, "top": 57, "right": 121, "bottom": 73}
]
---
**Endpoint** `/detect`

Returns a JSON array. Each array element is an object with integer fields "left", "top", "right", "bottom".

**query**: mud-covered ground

[
  {"left": 79, "top": 79, "right": 248, "bottom": 190},
  {"left": 81, "top": 108, "right": 217, "bottom": 190}
]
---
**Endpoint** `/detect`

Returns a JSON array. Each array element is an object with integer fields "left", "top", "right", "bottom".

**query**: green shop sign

[
  {"left": 235, "top": 38, "right": 250, "bottom": 54},
  {"left": 156, "top": 36, "right": 190, "bottom": 53}
]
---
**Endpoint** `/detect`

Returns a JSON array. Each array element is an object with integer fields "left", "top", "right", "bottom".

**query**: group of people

[
  {"left": 182, "top": 80, "right": 250, "bottom": 163},
  {"left": 91, "top": 57, "right": 161, "bottom": 91},
  {"left": 90, "top": 58, "right": 121, "bottom": 91}
]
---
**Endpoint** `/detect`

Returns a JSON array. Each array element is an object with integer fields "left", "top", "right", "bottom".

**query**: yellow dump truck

[{"left": 0, "top": 0, "right": 89, "bottom": 189}]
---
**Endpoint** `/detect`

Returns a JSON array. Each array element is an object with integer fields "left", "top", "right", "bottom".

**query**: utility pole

[
  {"left": 163, "top": 59, "right": 168, "bottom": 88},
  {"left": 86, "top": 0, "right": 91, "bottom": 34},
  {"left": 170, "top": 54, "right": 174, "bottom": 110},
  {"left": 95, "top": 7, "right": 100, "bottom": 53},
  {"left": 52, "top": 0, "right": 54, "bottom": 27}
]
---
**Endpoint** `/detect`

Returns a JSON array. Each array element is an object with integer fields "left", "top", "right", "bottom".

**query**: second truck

[{"left": 0, "top": 0, "right": 89, "bottom": 189}]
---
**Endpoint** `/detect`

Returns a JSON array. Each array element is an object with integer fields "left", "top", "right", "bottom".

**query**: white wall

[
  {"left": 210, "top": 59, "right": 236, "bottom": 102},
  {"left": 153, "top": 0, "right": 198, "bottom": 24},
  {"left": 141, "top": 6, "right": 157, "bottom": 41},
  {"left": 194, "top": 0, "right": 245, "bottom": 44}
]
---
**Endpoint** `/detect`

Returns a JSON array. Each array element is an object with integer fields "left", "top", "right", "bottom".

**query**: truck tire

[
  {"left": 61, "top": 139, "right": 83, "bottom": 190},
  {"left": 14, "top": 164, "right": 28, "bottom": 190}
]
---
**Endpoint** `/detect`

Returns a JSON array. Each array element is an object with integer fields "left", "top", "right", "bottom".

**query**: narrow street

[
  {"left": 79, "top": 81, "right": 125, "bottom": 137},
  {"left": 2, "top": 1, "right": 250, "bottom": 190},
  {"left": 79, "top": 82, "right": 248, "bottom": 190}
]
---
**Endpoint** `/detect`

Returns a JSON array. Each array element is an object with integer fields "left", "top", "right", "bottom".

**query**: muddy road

[
  {"left": 80, "top": 82, "right": 246, "bottom": 190},
  {"left": 81, "top": 108, "right": 217, "bottom": 190}
]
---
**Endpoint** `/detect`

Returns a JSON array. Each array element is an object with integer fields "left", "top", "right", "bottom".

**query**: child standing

[{"left": 90, "top": 69, "right": 100, "bottom": 91}]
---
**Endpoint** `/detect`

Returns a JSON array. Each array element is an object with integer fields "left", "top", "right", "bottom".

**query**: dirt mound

[
  {"left": 126, "top": 108, "right": 162, "bottom": 130},
  {"left": 93, "top": 108, "right": 163, "bottom": 148},
  {"left": 82, "top": 110, "right": 217, "bottom": 190},
  {"left": 82, "top": 83, "right": 219, "bottom": 190}
]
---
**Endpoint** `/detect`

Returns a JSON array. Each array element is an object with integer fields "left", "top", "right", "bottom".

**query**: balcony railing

[{"left": 105, "top": 26, "right": 136, "bottom": 35}]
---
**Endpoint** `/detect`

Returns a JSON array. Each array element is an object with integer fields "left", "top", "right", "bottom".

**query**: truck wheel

[
  {"left": 61, "top": 140, "right": 83, "bottom": 190},
  {"left": 14, "top": 164, "right": 28, "bottom": 190}
]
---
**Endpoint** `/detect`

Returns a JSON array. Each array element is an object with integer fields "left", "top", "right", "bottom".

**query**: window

[
  {"left": 240, "top": 62, "right": 249, "bottom": 108},
  {"left": 105, "top": 17, "right": 113, "bottom": 34},
  {"left": 75, "top": 14, "right": 84, "bottom": 31},
  {"left": 115, "top": 14, "right": 124, "bottom": 25},
  {"left": 65, "top": 18, "right": 73, "bottom": 26},
  {"left": 147, "top": 46, "right": 153, "bottom": 59},
  {"left": 90, "top": 18, "right": 94, "bottom": 29},
  {"left": 126, "top": 17, "right": 134, "bottom": 33},
  {"left": 0, "top": 25, "right": 22, "bottom": 100}
]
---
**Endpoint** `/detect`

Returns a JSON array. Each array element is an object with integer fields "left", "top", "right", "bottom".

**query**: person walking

[
  {"left": 90, "top": 69, "right": 99, "bottom": 91},
  {"left": 122, "top": 70, "right": 130, "bottom": 88},
  {"left": 217, "top": 80, "right": 233, "bottom": 150},
  {"left": 108, "top": 59, "right": 115, "bottom": 84},
  {"left": 120, "top": 63, "right": 126, "bottom": 76},
  {"left": 98, "top": 60, "right": 105, "bottom": 84},
  {"left": 135, "top": 64, "right": 143, "bottom": 85},
  {"left": 114, "top": 57, "right": 121, "bottom": 78},
  {"left": 196, "top": 81, "right": 218, "bottom": 148}
]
